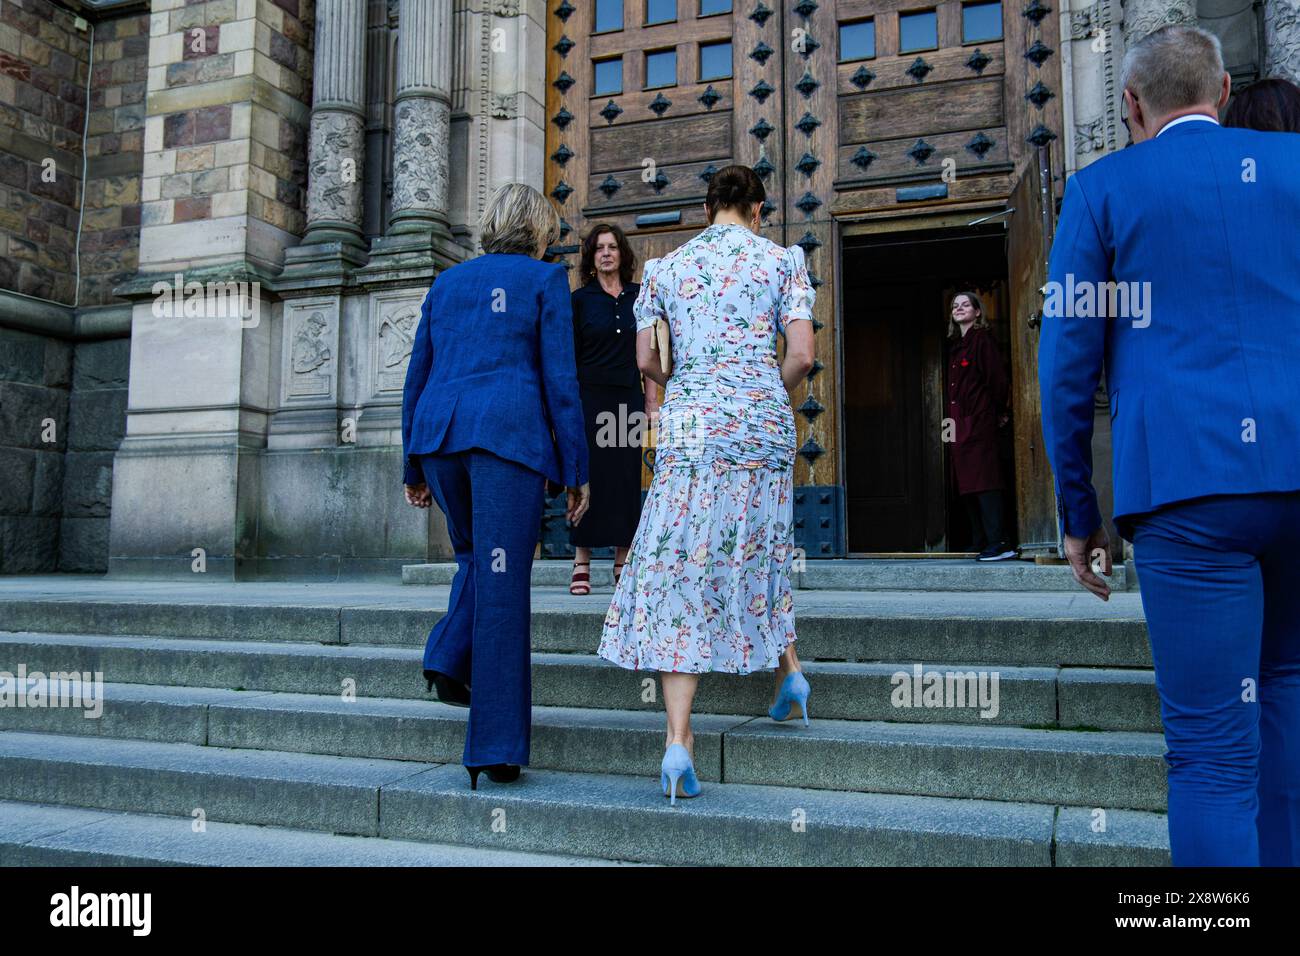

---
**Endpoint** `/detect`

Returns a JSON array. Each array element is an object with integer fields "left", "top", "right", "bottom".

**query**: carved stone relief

[
  {"left": 1072, "top": 0, "right": 1122, "bottom": 164},
  {"left": 390, "top": 96, "right": 450, "bottom": 220},
  {"left": 491, "top": 93, "right": 518, "bottom": 118},
  {"left": 1265, "top": 0, "right": 1300, "bottom": 85},
  {"left": 305, "top": 111, "right": 366, "bottom": 227},
  {"left": 1070, "top": 1, "right": 1098, "bottom": 40},
  {"left": 283, "top": 298, "right": 339, "bottom": 403},
  {"left": 1075, "top": 116, "right": 1108, "bottom": 154},
  {"left": 1122, "top": 0, "right": 1195, "bottom": 47},
  {"left": 368, "top": 290, "right": 424, "bottom": 397}
]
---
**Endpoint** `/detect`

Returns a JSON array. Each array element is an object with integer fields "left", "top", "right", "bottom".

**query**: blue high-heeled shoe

[
  {"left": 769, "top": 671, "right": 811, "bottom": 726},
  {"left": 660, "top": 743, "right": 701, "bottom": 806}
]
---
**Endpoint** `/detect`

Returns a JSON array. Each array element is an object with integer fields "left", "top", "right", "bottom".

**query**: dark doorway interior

[{"left": 841, "top": 226, "right": 1014, "bottom": 553}]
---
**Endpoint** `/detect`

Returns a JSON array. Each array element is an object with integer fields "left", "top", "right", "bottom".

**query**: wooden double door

[
  {"left": 545, "top": 0, "right": 837, "bottom": 491},
  {"left": 545, "top": 0, "right": 1065, "bottom": 553}
]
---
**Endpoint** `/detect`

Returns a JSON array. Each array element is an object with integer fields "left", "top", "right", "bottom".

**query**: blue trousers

[
  {"left": 418, "top": 449, "right": 544, "bottom": 767},
  {"left": 1131, "top": 492, "right": 1300, "bottom": 866}
]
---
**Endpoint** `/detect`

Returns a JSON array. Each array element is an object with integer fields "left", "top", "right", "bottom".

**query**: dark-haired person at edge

[
  {"left": 567, "top": 225, "right": 644, "bottom": 595},
  {"left": 946, "top": 292, "right": 1015, "bottom": 561},
  {"left": 1223, "top": 76, "right": 1300, "bottom": 133}
]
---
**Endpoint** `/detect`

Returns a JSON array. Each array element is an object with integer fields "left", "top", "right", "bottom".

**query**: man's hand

[
  {"left": 404, "top": 483, "right": 432, "bottom": 508},
  {"left": 567, "top": 483, "right": 590, "bottom": 526},
  {"left": 1064, "top": 525, "right": 1112, "bottom": 601}
]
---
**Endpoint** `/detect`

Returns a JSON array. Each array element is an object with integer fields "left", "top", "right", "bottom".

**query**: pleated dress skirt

[{"left": 596, "top": 361, "right": 799, "bottom": 675}]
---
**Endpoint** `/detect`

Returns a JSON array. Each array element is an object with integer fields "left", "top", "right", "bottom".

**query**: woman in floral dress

[{"left": 596, "top": 165, "right": 817, "bottom": 803}]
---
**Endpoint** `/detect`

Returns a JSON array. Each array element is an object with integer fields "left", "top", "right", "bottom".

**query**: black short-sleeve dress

[{"left": 569, "top": 280, "right": 645, "bottom": 549}]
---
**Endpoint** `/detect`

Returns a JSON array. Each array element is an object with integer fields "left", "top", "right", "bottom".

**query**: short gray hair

[
  {"left": 1121, "top": 24, "right": 1225, "bottom": 119},
  {"left": 479, "top": 182, "right": 560, "bottom": 256}
]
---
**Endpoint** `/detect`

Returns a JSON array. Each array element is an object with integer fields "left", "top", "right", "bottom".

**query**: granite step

[
  {"left": 378, "top": 764, "right": 1169, "bottom": 867},
  {"left": 404, "top": 558, "right": 1134, "bottom": 592},
  {"left": 0, "top": 682, "right": 1168, "bottom": 808},
  {"left": 0, "top": 799, "right": 629, "bottom": 867},
  {"left": 0, "top": 731, "right": 1169, "bottom": 867},
  {"left": 0, "top": 633, "right": 1162, "bottom": 731},
  {"left": 0, "top": 591, "right": 1152, "bottom": 666},
  {"left": 0, "top": 578, "right": 1167, "bottom": 867}
]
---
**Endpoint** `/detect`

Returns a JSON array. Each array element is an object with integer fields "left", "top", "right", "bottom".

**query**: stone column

[
  {"left": 1065, "top": 0, "right": 1124, "bottom": 173},
  {"left": 299, "top": 0, "right": 368, "bottom": 250},
  {"left": 1121, "top": 0, "right": 1195, "bottom": 47},
  {"left": 1265, "top": 0, "right": 1300, "bottom": 85},
  {"left": 387, "top": 0, "right": 453, "bottom": 239},
  {"left": 484, "top": 0, "right": 547, "bottom": 236},
  {"left": 362, "top": 0, "right": 395, "bottom": 238}
]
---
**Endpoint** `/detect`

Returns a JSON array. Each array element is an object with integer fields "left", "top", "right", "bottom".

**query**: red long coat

[{"left": 946, "top": 325, "right": 1009, "bottom": 495}]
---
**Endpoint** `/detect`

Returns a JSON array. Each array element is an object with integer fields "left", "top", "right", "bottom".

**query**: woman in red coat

[{"left": 946, "top": 292, "right": 1016, "bottom": 561}]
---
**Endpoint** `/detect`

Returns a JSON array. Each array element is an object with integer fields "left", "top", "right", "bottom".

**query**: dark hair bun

[{"left": 706, "top": 165, "right": 765, "bottom": 220}]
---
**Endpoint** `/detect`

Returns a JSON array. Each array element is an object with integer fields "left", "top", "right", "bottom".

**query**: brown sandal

[
  {"left": 569, "top": 561, "right": 591, "bottom": 596},
  {"left": 613, "top": 561, "right": 626, "bottom": 587}
]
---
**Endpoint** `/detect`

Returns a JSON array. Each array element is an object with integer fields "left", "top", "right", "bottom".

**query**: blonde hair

[
  {"left": 947, "top": 291, "right": 990, "bottom": 339},
  {"left": 479, "top": 182, "right": 560, "bottom": 256}
]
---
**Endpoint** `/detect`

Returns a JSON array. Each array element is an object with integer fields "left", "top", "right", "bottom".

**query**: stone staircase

[
  {"left": 0, "top": 572, "right": 1168, "bottom": 866},
  {"left": 403, "top": 557, "right": 1136, "bottom": 592}
]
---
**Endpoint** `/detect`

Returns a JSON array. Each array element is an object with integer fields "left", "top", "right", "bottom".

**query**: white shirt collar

[{"left": 1156, "top": 114, "right": 1219, "bottom": 137}]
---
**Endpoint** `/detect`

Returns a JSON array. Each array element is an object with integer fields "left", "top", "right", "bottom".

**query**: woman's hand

[
  {"left": 404, "top": 483, "right": 432, "bottom": 508},
  {"left": 566, "top": 483, "right": 591, "bottom": 525}
]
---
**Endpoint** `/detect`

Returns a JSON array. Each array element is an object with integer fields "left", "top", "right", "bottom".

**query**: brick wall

[
  {"left": 0, "top": 328, "right": 68, "bottom": 571},
  {"left": 1, "top": 0, "right": 320, "bottom": 574},
  {"left": 140, "top": 0, "right": 313, "bottom": 270},
  {"left": 0, "top": 2, "right": 149, "bottom": 307},
  {"left": 60, "top": 337, "right": 129, "bottom": 571},
  {"left": 0, "top": 0, "right": 90, "bottom": 304},
  {"left": 81, "top": 12, "right": 150, "bottom": 306},
  {"left": 0, "top": 2, "right": 145, "bottom": 573}
]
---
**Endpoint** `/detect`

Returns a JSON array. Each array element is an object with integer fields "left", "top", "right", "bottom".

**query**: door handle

[{"left": 1027, "top": 283, "right": 1047, "bottom": 329}]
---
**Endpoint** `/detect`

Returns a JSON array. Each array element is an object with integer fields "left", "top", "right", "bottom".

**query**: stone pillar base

[
  {"left": 279, "top": 241, "right": 370, "bottom": 287},
  {"left": 108, "top": 437, "right": 264, "bottom": 581},
  {"left": 357, "top": 232, "right": 468, "bottom": 281}
]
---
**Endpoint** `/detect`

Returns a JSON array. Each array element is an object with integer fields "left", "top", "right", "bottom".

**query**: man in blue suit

[{"left": 1039, "top": 25, "right": 1300, "bottom": 865}]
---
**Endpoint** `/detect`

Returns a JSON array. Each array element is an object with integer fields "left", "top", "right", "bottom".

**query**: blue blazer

[
  {"left": 1039, "top": 120, "right": 1300, "bottom": 539},
  {"left": 401, "top": 253, "right": 589, "bottom": 489}
]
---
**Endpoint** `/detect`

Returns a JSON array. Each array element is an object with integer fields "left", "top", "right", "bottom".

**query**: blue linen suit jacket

[
  {"left": 401, "top": 253, "right": 590, "bottom": 490},
  {"left": 1038, "top": 120, "right": 1300, "bottom": 539}
]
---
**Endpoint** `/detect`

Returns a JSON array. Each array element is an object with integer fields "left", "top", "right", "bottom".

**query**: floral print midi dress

[{"left": 596, "top": 222, "right": 815, "bottom": 674}]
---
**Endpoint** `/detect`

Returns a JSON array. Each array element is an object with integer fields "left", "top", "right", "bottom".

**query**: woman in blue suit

[{"left": 401, "top": 182, "right": 590, "bottom": 790}]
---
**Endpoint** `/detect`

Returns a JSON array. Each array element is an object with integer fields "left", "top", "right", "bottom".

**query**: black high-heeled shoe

[
  {"left": 466, "top": 764, "right": 521, "bottom": 790},
  {"left": 424, "top": 669, "right": 471, "bottom": 707}
]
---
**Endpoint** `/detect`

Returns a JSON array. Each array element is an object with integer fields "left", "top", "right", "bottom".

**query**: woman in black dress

[{"left": 568, "top": 224, "right": 645, "bottom": 594}]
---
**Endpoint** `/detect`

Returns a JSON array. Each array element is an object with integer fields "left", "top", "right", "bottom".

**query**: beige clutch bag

[
  {"left": 643, "top": 258, "right": 672, "bottom": 376},
  {"left": 651, "top": 317, "right": 672, "bottom": 376}
]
